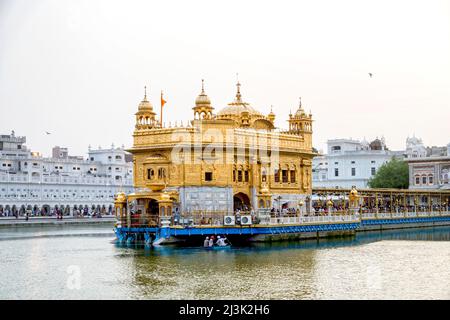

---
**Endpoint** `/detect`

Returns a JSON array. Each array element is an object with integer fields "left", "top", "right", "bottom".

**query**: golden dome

[
  {"left": 115, "top": 192, "right": 126, "bottom": 203},
  {"left": 137, "top": 86, "right": 155, "bottom": 112},
  {"left": 195, "top": 80, "right": 212, "bottom": 106},
  {"left": 216, "top": 82, "right": 264, "bottom": 119},
  {"left": 138, "top": 98, "right": 154, "bottom": 112},
  {"left": 293, "top": 97, "right": 307, "bottom": 118},
  {"left": 161, "top": 190, "right": 170, "bottom": 201}
]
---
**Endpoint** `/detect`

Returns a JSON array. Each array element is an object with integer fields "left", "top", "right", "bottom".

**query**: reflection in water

[{"left": 1, "top": 225, "right": 450, "bottom": 299}]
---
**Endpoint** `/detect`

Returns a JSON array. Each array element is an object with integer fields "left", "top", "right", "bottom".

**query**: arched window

[
  {"left": 158, "top": 168, "right": 166, "bottom": 179},
  {"left": 274, "top": 168, "right": 280, "bottom": 183},
  {"left": 415, "top": 175, "right": 420, "bottom": 185},
  {"left": 428, "top": 175, "right": 434, "bottom": 185},
  {"left": 259, "top": 199, "right": 265, "bottom": 208},
  {"left": 422, "top": 175, "right": 427, "bottom": 185},
  {"left": 147, "top": 168, "right": 154, "bottom": 180}
]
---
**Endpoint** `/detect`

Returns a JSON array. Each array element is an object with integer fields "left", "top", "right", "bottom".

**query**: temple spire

[
  {"left": 144, "top": 86, "right": 148, "bottom": 100},
  {"left": 235, "top": 76, "right": 242, "bottom": 102}
]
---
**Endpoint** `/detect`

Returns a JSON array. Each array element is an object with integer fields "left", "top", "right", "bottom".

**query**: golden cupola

[
  {"left": 288, "top": 97, "right": 313, "bottom": 135},
  {"left": 193, "top": 79, "right": 214, "bottom": 120},
  {"left": 215, "top": 82, "right": 274, "bottom": 130},
  {"left": 268, "top": 106, "right": 276, "bottom": 124},
  {"left": 135, "top": 86, "right": 158, "bottom": 130}
]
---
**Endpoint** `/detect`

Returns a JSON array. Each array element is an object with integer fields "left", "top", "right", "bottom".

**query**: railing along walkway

[{"left": 361, "top": 210, "right": 450, "bottom": 219}]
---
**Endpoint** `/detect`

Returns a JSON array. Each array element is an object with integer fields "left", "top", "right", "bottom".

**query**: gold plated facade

[{"left": 123, "top": 81, "right": 315, "bottom": 216}]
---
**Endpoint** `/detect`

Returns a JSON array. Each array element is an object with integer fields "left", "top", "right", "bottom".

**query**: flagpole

[{"left": 160, "top": 91, "right": 163, "bottom": 127}]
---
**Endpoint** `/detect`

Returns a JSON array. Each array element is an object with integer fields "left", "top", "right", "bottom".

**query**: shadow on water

[{"left": 114, "top": 225, "right": 450, "bottom": 256}]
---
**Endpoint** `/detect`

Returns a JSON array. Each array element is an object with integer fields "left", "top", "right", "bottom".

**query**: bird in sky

[
  {"left": 368, "top": 73, "right": 373, "bottom": 78},
  {"left": 45, "top": 131, "right": 51, "bottom": 135}
]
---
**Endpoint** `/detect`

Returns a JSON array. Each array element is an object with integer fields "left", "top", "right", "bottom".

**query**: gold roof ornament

[
  {"left": 115, "top": 192, "right": 126, "bottom": 203},
  {"left": 349, "top": 187, "right": 359, "bottom": 202},
  {"left": 138, "top": 86, "right": 154, "bottom": 111},
  {"left": 195, "top": 79, "right": 212, "bottom": 106},
  {"left": 260, "top": 183, "right": 270, "bottom": 194},
  {"left": 268, "top": 105, "right": 276, "bottom": 122},
  {"left": 294, "top": 97, "right": 307, "bottom": 117},
  {"left": 161, "top": 190, "right": 171, "bottom": 201},
  {"left": 193, "top": 79, "right": 214, "bottom": 120},
  {"left": 216, "top": 80, "right": 269, "bottom": 124}
]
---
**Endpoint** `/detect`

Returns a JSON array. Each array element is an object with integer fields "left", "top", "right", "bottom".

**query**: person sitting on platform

[
  {"left": 204, "top": 237, "right": 210, "bottom": 247},
  {"left": 209, "top": 236, "right": 214, "bottom": 247},
  {"left": 216, "top": 236, "right": 227, "bottom": 247}
]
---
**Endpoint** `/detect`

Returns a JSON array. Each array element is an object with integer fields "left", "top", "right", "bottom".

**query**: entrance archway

[
  {"left": 233, "top": 192, "right": 251, "bottom": 212},
  {"left": 146, "top": 199, "right": 159, "bottom": 215}
]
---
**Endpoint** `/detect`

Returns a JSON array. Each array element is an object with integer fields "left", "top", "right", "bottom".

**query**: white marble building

[
  {"left": 312, "top": 138, "right": 405, "bottom": 189},
  {"left": 406, "top": 141, "right": 450, "bottom": 190},
  {"left": 0, "top": 131, "right": 134, "bottom": 216}
]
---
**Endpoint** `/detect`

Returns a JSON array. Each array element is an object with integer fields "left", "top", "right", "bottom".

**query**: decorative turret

[
  {"left": 288, "top": 98, "right": 312, "bottom": 132},
  {"left": 288, "top": 97, "right": 313, "bottom": 148},
  {"left": 135, "top": 86, "right": 158, "bottom": 129},
  {"left": 193, "top": 79, "right": 214, "bottom": 120},
  {"left": 268, "top": 106, "right": 275, "bottom": 124}
]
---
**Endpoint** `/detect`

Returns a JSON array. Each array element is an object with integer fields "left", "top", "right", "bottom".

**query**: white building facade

[
  {"left": 0, "top": 131, "right": 134, "bottom": 216},
  {"left": 312, "top": 138, "right": 404, "bottom": 189},
  {"left": 402, "top": 136, "right": 450, "bottom": 190}
]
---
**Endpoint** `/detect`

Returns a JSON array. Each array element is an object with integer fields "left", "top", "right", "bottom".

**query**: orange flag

[{"left": 161, "top": 91, "right": 167, "bottom": 107}]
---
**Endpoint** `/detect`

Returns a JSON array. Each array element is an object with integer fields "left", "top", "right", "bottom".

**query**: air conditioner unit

[
  {"left": 240, "top": 215, "right": 252, "bottom": 225},
  {"left": 224, "top": 215, "right": 235, "bottom": 226}
]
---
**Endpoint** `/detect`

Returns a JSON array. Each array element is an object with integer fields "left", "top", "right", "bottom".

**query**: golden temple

[{"left": 116, "top": 80, "right": 315, "bottom": 219}]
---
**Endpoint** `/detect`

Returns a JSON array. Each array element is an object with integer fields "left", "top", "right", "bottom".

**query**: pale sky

[{"left": 1, "top": 0, "right": 449, "bottom": 157}]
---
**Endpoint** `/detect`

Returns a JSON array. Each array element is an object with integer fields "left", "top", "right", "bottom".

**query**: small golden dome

[
  {"left": 195, "top": 80, "right": 211, "bottom": 106},
  {"left": 138, "top": 99, "right": 153, "bottom": 110},
  {"left": 137, "top": 86, "right": 155, "bottom": 111},
  {"left": 268, "top": 106, "right": 275, "bottom": 121},
  {"left": 115, "top": 192, "right": 126, "bottom": 202},
  {"left": 260, "top": 183, "right": 270, "bottom": 194},
  {"left": 350, "top": 187, "right": 358, "bottom": 196},
  {"left": 161, "top": 191, "right": 170, "bottom": 201},
  {"left": 292, "top": 97, "right": 307, "bottom": 118},
  {"left": 327, "top": 200, "right": 334, "bottom": 207}
]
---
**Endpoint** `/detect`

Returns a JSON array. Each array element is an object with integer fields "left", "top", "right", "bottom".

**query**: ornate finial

[
  {"left": 299, "top": 97, "right": 302, "bottom": 108},
  {"left": 235, "top": 78, "right": 242, "bottom": 101},
  {"left": 270, "top": 105, "right": 273, "bottom": 112},
  {"left": 201, "top": 79, "right": 205, "bottom": 93},
  {"left": 144, "top": 86, "right": 147, "bottom": 100}
]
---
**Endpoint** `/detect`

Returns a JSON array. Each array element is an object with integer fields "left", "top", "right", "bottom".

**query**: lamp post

[
  {"left": 277, "top": 196, "right": 282, "bottom": 215},
  {"left": 299, "top": 200, "right": 304, "bottom": 220}
]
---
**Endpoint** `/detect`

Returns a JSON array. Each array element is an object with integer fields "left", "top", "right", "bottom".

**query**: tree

[{"left": 368, "top": 158, "right": 409, "bottom": 189}]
